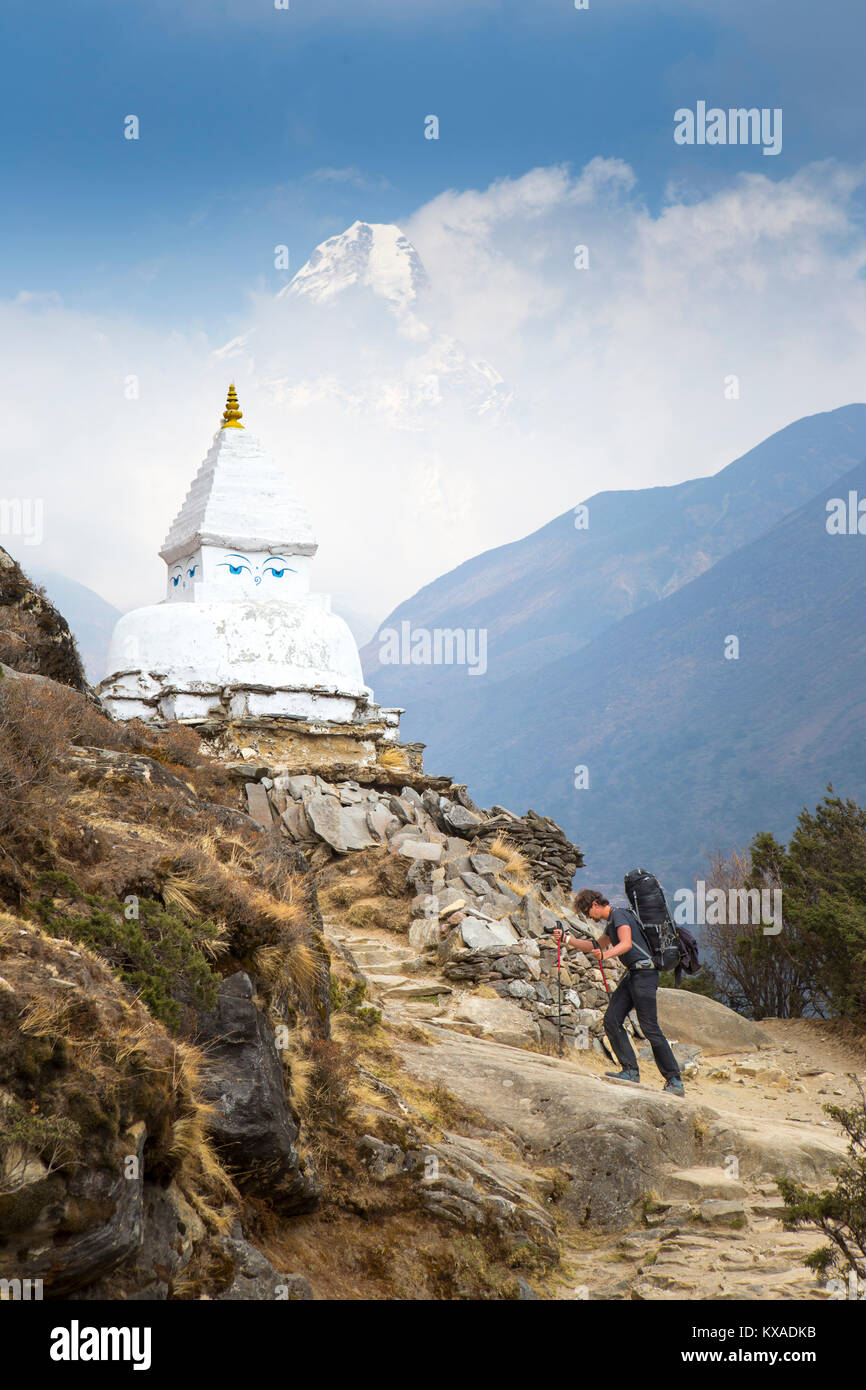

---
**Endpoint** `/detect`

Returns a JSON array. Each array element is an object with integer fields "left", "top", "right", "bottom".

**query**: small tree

[
  {"left": 777, "top": 1077, "right": 866, "bottom": 1286},
  {"left": 702, "top": 843, "right": 810, "bottom": 1019},
  {"left": 778, "top": 789, "right": 866, "bottom": 1026},
  {"left": 0, "top": 1098, "right": 80, "bottom": 1193},
  {"left": 703, "top": 789, "right": 866, "bottom": 1026}
]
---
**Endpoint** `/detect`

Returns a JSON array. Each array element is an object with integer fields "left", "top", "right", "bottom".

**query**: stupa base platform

[
  {"left": 146, "top": 709, "right": 436, "bottom": 787},
  {"left": 99, "top": 677, "right": 394, "bottom": 729}
]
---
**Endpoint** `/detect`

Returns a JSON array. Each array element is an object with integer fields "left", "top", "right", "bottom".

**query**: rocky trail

[{"left": 325, "top": 915, "right": 861, "bottom": 1300}]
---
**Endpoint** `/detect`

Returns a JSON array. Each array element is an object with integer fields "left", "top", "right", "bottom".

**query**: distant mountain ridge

[
  {"left": 363, "top": 404, "right": 866, "bottom": 691},
  {"left": 362, "top": 404, "right": 866, "bottom": 891},
  {"left": 435, "top": 453, "right": 866, "bottom": 891}
]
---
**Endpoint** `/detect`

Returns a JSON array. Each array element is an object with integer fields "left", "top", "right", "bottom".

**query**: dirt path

[
  {"left": 682, "top": 1016, "right": 866, "bottom": 1130},
  {"left": 326, "top": 917, "right": 862, "bottom": 1300}
]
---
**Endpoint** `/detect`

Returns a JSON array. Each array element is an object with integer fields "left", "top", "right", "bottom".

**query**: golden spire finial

[{"left": 220, "top": 383, "right": 244, "bottom": 429}]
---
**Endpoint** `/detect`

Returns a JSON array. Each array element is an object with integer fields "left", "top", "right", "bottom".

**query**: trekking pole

[
  {"left": 556, "top": 933, "right": 563, "bottom": 1058},
  {"left": 597, "top": 953, "right": 610, "bottom": 996},
  {"left": 586, "top": 932, "right": 616, "bottom": 1065}
]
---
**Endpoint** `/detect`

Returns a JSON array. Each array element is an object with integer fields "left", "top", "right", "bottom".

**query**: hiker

[{"left": 554, "top": 888, "right": 684, "bottom": 1097}]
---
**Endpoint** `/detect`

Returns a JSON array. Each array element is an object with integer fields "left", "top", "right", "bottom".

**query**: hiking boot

[
  {"left": 663, "top": 1078, "right": 685, "bottom": 1097},
  {"left": 605, "top": 1068, "right": 640, "bottom": 1084}
]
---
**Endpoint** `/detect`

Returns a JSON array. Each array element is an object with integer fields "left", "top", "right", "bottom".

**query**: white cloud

[{"left": 3, "top": 157, "right": 866, "bottom": 653}]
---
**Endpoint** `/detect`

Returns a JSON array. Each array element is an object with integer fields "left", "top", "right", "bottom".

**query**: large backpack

[{"left": 623, "top": 867, "right": 691, "bottom": 977}]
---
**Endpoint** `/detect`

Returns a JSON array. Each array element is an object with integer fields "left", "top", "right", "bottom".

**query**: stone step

[
  {"left": 747, "top": 1197, "right": 788, "bottom": 1218},
  {"left": 381, "top": 979, "right": 453, "bottom": 1000},
  {"left": 359, "top": 960, "right": 416, "bottom": 976},
  {"left": 426, "top": 1018, "right": 484, "bottom": 1038},
  {"left": 365, "top": 972, "right": 411, "bottom": 991},
  {"left": 392, "top": 1000, "right": 442, "bottom": 1018},
  {"left": 693, "top": 1199, "right": 749, "bottom": 1228},
  {"left": 661, "top": 1167, "right": 749, "bottom": 1201},
  {"left": 352, "top": 946, "right": 414, "bottom": 963}
]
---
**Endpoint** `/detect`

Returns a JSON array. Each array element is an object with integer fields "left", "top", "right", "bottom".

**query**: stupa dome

[{"left": 99, "top": 387, "right": 394, "bottom": 731}]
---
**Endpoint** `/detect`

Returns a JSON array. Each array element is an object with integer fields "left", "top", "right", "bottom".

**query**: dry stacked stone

[
  {"left": 246, "top": 772, "right": 583, "bottom": 896},
  {"left": 439, "top": 932, "right": 621, "bottom": 1052},
  {"left": 239, "top": 766, "right": 610, "bottom": 1050},
  {"left": 472, "top": 805, "right": 583, "bottom": 895}
]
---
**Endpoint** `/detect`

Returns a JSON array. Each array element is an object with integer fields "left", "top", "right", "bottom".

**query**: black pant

[{"left": 604, "top": 968, "right": 681, "bottom": 1082}]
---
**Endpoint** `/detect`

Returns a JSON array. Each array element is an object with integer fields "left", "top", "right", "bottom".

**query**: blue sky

[
  {"left": 2, "top": 0, "right": 866, "bottom": 627},
  {"left": 3, "top": 0, "right": 865, "bottom": 338}
]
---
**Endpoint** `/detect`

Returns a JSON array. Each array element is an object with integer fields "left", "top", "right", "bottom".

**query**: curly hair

[{"left": 574, "top": 888, "right": 609, "bottom": 915}]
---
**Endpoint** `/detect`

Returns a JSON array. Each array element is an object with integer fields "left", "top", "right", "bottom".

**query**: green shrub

[
  {"left": 777, "top": 1078, "right": 866, "bottom": 1283},
  {"left": 659, "top": 965, "right": 720, "bottom": 998},
  {"left": 330, "top": 975, "right": 369, "bottom": 1015},
  {"left": 29, "top": 875, "right": 221, "bottom": 1029},
  {"left": 0, "top": 1096, "right": 81, "bottom": 1193}
]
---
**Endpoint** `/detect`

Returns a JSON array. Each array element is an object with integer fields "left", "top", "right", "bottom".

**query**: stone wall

[
  {"left": 239, "top": 766, "right": 616, "bottom": 1050},
  {"left": 472, "top": 805, "right": 584, "bottom": 896},
  {"left": 438, "top": 932, "right": 617, "bottom": 1053},
  {"left": 204, "top": 718, "right": 423, "bottom": 784},
  {"left": 248, "top": 768, "right": 583, "bottom": 894}
]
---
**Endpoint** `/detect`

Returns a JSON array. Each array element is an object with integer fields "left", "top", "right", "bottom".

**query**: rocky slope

[
  {"left": 0, "top": 546, "right": 94, "bottom": 696},
  {"left": 320, "top": 905, "right": 858, "bottom": 1299},
  {"left": 225, "top": 740, "right": 859, "bottom": 1298},
  {"left": 25, "top": 567, "right": 122, "bottom": 686},
  {"left": 0, "top": 673, "right": 328, "bottom": 1298},
  {"left": 0, "top": 582, "right": 862, "bottom": 1299}
]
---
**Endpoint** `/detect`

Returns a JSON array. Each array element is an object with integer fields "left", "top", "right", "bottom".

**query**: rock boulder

[
  {"left": 656, "top": 989, "right": 772, "bottom": 1054},
  {"left": 196, "top": 972, "right": 318, "bottom": 1214}
]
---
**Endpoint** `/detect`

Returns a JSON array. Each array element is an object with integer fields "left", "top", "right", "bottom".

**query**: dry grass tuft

[
  {"left": 156, "top": 834, "right": 324, "bottom": 1012},
  {"left": 0, "top": 916, "right": 241, "bottom": 1235},
  {"left": 161, "top": 873, "right": 201, "bottom": 919},
  {"left": 487, "top": 835, "right": 532, "bottom": 885},
  {"left": 254, "top": 938, "right": 322, "bottom": 1002},
  {"left": 346, "top": 900, "right": 387, "bottom": 930},
  {"left": 0, "top": 678, "right": 76, "bottom": 845},
  {"left": 272, "top": 1023, "right": 317, "bottom": 1119},
  {"left": 18, "top": 993, "right": 73, "bottom": 1039},
  {"left": 166, "top": 1040, "right": 239, "bottom": 1232}
]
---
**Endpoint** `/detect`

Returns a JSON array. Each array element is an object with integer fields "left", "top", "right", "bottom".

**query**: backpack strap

[{"left": 624, "top": 905, "right": 656, "bottom": 966}]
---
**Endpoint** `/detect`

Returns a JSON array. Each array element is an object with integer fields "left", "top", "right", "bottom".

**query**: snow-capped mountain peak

[
  {"left": 283, "top": 221, "right": 430, "bottom": 310},
  {"left": 221, "top": 220, "right": 511, "bottom": 425}
]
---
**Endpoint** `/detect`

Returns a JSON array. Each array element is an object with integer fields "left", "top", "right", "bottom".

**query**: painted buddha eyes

[
  {"left": 171, "top": 560, "right": 198, "bottom": 590},
  {"left": 217, "top": 554, "right": 295, "bottom": 582},
  {"left": 263, "top": 555, "right": 295, "bottom": 580},
  {"left": 218, "top": 554, "right": 252, "bottom": 576}
]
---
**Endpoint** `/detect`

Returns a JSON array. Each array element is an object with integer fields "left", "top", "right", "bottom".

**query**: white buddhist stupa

[{"left": 99, "top": 386, "right": 400, "bottom": 739}]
